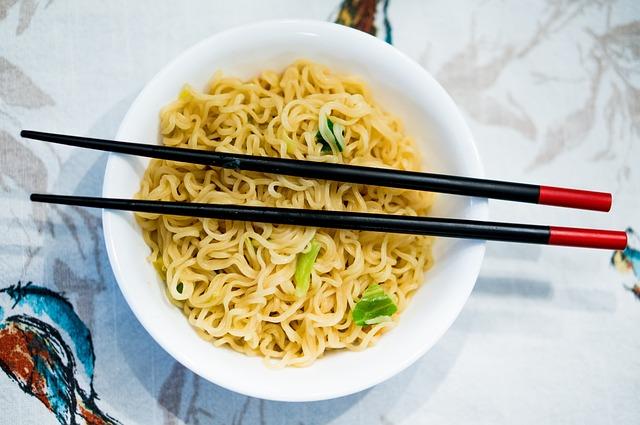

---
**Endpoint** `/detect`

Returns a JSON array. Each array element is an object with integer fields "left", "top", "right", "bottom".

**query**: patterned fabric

[{"left": 0, "top": 1, "right": 638, "bottom": 424}]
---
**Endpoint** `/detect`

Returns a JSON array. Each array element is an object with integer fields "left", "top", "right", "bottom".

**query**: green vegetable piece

[
  {"left": 294, "top": 240, "right": 322, "bottom": 297},
  {"left": 331, "top": 122, "right": 345, "bottom": 152},
  {"left": 352, "top": 284, "right": 398, "bottom": 326},
  {"left": 153, "top": 257, "right": 166, "bottom": 279},
  {"left": 177, "top": 282, "right": 183, "bottom": 294},
  {"left": 364, "top": 315, "right": 392, "bottom": 325},
  {"left": 316, "top": 116, "right": 345, "bottom": 153},
  {"left": 316, "top": 130, "right": 332, "bottom": 153}
]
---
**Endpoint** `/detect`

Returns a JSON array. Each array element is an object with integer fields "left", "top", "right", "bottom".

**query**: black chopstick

[
  {"left": 30, "top": 194, "right": 627, "bottom": 250},
  {"left": 21, "top": 130, "right": 612, "bottom": 212}
]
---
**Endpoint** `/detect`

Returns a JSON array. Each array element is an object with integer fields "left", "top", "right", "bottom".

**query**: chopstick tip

[
  {"left": 30, "top": 193, "right": 48, "bottom": 203},
  {"left": 20, "top": 129, "right": 38, "bottom": 140}
]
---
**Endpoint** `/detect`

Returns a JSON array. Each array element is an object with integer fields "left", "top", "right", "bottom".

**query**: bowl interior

[{"left": 103, "top": 20, "right": 488, "bottom": 401}]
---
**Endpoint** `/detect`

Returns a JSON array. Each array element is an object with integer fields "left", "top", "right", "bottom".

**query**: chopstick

[
  {"left": 21, "top": 130, "right": 612, "bottom": 212},
  {"left": 30, "top": 194, "right": 627, "bottom": 250}
]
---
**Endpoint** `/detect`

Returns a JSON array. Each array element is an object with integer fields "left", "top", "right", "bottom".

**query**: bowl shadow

[{"left": 112, "top": 283, "right": 468, "bottom": 425}]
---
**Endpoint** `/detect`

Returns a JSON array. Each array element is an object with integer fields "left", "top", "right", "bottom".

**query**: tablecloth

[{"left": 1, "top": 1, "right": 639, "bottom": 424}]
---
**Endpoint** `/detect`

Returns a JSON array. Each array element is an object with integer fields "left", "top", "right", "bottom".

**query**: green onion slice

[
  {"left": 294, "top": 240, "right": 321, "bottom": 297},
  {"left": 316, "top": 114, "right": 345, "bottom": 153},
  {"left": 331, "top": 122, "right": 345, "bottom": 152}
]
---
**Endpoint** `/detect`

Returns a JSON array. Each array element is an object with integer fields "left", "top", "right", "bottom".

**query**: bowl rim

[{"left": 102, "top": 19, "right": 488, "bottom": 401}]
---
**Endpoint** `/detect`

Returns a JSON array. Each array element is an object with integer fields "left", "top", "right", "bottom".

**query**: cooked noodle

[{"left": 135, "top": 60, "right": 434, "bottom": 367}]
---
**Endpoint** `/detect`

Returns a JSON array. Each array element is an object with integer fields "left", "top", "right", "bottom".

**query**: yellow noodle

[{"left": 136, "top": 60, "right": 434, "bottom": 367}]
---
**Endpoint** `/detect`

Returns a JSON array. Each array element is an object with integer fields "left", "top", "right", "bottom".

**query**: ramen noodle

[{"left": 135, "top": 60, "right": 434, "bottom": 367}]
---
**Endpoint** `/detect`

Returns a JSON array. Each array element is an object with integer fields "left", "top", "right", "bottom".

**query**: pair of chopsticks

[{"left": 22, "top": 130, "right": 627, "bottom": 250}]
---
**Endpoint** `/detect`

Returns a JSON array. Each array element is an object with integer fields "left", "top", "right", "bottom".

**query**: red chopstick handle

[
  {"left": 539, "top": 186, "right": 612, "bottom": 212},
  {"left": 549, "top": 226, "right": 627, "bottom": 249}
]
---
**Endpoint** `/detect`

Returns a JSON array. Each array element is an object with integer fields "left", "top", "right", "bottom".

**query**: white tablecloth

[{"left": 1, "top": 1, "right": 639, "bottom": 424}]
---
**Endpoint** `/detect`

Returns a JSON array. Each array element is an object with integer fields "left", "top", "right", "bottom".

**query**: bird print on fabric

[{"left": 0, "top": 282, "right": 118, "bottom": 425}]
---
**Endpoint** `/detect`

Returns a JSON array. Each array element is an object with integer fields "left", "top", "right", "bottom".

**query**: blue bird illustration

[
  {"left": 611, "top": 228, "right": 640, "bottom": 299},
  {"left": 0, "top": 281, "right": 118, "bottom": 425}
]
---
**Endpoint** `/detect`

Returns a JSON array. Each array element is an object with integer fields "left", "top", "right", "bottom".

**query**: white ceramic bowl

[{"left": 103, "top": 20, "right": 488, "bottom": 402}]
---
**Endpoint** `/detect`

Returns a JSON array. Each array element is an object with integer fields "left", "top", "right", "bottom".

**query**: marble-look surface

[{"left": 0, "top": 1, "right": 638, "bottom": 424}]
